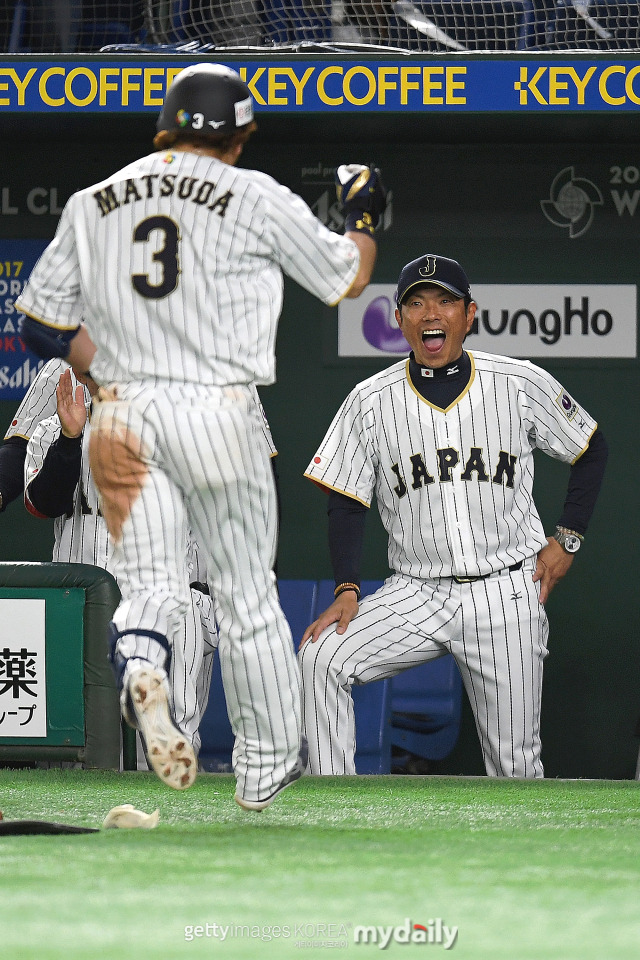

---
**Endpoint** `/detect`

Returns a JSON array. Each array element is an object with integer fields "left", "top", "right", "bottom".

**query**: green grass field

[{"left": 1, "top": 770, "right": 638, "bottom": 959}]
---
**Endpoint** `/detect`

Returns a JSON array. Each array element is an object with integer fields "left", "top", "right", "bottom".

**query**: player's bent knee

[{"left": 299, "top": 632, "right": 342, "bottom": 684}]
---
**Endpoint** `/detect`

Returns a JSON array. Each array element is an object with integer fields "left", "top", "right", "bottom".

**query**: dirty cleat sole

[
  {"left": 235, "top": 737, "right": 308, "bottom": 811},
  {"left": 128, "top": 667, "right": 196, "bottom": 790}
]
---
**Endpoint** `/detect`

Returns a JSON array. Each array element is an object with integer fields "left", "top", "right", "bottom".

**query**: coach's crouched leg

[{"left": 298, "top": 626, "right": 358, "bottom": 776}]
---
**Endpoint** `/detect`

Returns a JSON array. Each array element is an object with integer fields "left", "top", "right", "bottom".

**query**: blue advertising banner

[
  {"left": 0, "top": 240, "right": 47, "bottom": 401},
  {"left": 1, "top": 58, "right": 640, "bottom": 113}
]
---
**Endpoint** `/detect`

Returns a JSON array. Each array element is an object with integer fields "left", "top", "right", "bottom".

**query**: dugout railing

[{"left": 0, "top": 562, "right": 124, "bottom": 769}]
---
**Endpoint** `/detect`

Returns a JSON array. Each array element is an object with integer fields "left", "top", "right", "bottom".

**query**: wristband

[
  {"left": 344, "top": 210, "right": 376, "bottom": 237},
  {"left": 334, "top": 582, "right": 361, "bottom": 600}
]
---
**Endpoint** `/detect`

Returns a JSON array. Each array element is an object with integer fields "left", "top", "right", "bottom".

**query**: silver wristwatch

[{"left": 554, "top": 525, "right": 583, "bottom": 554}]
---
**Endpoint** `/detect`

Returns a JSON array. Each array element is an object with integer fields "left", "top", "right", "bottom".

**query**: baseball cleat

[
  {"left": 235, "top": 737, "right": 308, "bottom": 811},
  {"left": 127, "top": 666, "right": 196, "bottom": 790}
]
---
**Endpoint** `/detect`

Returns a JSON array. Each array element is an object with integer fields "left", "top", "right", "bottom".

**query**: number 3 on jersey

[{"left": 132, "top": 215, "right": 180, "bottom": 299}]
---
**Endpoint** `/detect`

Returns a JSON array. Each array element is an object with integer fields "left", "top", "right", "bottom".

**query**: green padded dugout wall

[
  {"left": 0, "top": 562, "right": 121, "bottom": 768},
  {"left": 0, "top": 53, "right": 638, "bottom": 779}
]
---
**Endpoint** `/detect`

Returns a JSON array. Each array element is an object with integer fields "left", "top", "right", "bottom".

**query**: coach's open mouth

[{"left": 422, "top": 329, "right": 446, "bottom": 354}]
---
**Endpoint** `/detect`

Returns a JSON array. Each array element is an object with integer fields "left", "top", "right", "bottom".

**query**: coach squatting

[{"left": 300, "top": 252, "right": 608, "bottom": 780}]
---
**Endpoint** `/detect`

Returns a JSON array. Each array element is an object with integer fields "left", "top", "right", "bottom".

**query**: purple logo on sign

[
  {"left": 562, "top": 394, "right": 572, "bottom": 410},
  {"left": 362, "top": 296, "right": 407, "bottom": 353}
]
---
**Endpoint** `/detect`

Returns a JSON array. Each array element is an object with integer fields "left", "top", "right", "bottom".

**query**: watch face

[{"left": 564, "top": 535, "right": 581, "bottom": 553}]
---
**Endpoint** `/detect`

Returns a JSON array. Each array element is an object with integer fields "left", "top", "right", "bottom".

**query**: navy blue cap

[{"left": 396, "top": 254, "right": 471, "bottom": 306}]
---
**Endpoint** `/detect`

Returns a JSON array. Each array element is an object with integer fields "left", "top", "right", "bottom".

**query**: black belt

[{"left": 452, "top": 561, "right": 523, "bottom": 585}]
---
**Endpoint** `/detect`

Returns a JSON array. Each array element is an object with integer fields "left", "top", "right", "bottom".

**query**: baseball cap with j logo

[{"left": 395, "top": 254, "right": 472, "bottom": 306}]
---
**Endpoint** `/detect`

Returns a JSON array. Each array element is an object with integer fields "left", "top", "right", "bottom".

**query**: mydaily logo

[{"left": 354, "top": 917, "right": 458, "bottom": 950}]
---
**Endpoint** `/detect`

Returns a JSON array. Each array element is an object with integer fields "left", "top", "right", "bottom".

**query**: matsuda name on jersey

[{"left": 93, "top": 175, "right": 233, "bottom": 218}]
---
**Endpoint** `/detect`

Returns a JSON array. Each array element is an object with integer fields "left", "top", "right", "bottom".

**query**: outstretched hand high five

[{"left": 56, "top": 368, "right": 87, "bottom": 439}]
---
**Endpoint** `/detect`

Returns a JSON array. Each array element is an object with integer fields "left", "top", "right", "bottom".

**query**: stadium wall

[{"left": 0, "top": 52, "right": 638, "bottom": 779}]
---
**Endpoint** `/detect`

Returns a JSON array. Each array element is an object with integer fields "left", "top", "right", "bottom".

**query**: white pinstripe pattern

[
  {"left": 23, "top": 399, "right": 219, "bottom": 753},
  {"left": 302, "top": 350, "right": 597, "bottom": 778},
  {"left": 304, "top": 352, "right": 597, "bottom": 580},
  {"left": 5, "top": 358, "right": 75, "bottom": 441},
  {"left": 172, "top": 586, "right": 217, "bottom": 756},
  {"left": 15, "top": 146, "right": 356, "bottom": 799},
  {"left": 91, "top": 381, "right": 301, "bottom": 800},
  {"left": 16, "top": 151, "right": 359, "bottom": 389},
  {"left": 300, "top": 563, "right": 547, "bottom": 778},
  {"left": 25, "top": 412, "right": 108, "bottom": 566}
]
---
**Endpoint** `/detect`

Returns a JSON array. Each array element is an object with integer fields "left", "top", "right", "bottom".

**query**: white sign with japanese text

[{"left": 0, "top": 599, "right": 46, "bottom": 737}]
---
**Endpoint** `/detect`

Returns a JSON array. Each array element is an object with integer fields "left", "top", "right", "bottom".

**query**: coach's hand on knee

[
  {"left": 300, "top": 594, "right": 359, "bottom": 648},
  {"left": 533, "top": 538, "right": 574, "bottom": 605}
]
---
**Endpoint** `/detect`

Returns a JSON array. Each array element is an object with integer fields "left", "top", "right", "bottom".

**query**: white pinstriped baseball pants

[
  {"left": 135, "top": 588, "right": 216, "bottom": 766},
  {"left": 91, "top": 382, "right": 302, "bottom": 803},
  {"left": 299, "top": 562, "right": 548, "bottom": 778},
  {"left": 169, "top": 587, "right": 217, "bottom": 756}
]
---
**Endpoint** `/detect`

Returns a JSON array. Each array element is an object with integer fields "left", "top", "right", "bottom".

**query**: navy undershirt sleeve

[
  {"left": 327, "top": 490, "right": 367, "bottom": 589},
  {"left": 557, "top": 428, "right": 608, "bottom": 536},
  {"left": 0, "top": 437, "right": 28, "bottom": 509},
  {"left": 27, "top": 432, "right": 82, "bottom": 518}
]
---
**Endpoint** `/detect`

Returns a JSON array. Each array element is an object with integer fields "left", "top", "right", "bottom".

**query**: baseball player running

[
  {"left": 21, "top": 364, "right": 218, "bottom": 758},
  {"left": 300, "top": 253, "right": 608, "bottom": 778},
  {"left": 16, "top": 63, "right": 387, "bottom": 806}
]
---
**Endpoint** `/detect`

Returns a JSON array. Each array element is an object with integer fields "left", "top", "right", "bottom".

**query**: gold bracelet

[
  {"left": 334, "top": 582, "right": 361, "bottom": 599},
  {"left": 555, "top": 525, "right": 584, "bottom": 541}
]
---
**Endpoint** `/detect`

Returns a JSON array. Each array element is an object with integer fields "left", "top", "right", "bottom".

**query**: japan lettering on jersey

[
  {"left": 305, "top": 351, "right": 597, "bottom": 580},
  {"left": 16, "top": 153, "right": 360, "bottom": 389}
]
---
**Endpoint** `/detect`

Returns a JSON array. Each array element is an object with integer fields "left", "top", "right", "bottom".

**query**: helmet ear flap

[{"left": 157, "top": 63, "right": 254, "bottom": 136}]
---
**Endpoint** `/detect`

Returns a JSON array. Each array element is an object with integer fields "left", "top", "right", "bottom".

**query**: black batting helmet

[{"left": 157, "top": 63, "right": 254, "bottom": 135}]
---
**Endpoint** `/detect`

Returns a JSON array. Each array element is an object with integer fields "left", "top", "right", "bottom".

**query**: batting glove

[{"left": 335, "top": 163, "right": 387, "bottom": 236}]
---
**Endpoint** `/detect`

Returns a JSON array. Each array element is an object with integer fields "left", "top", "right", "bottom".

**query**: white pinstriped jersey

[
  {"left": 16, "top": 151, "right": 360, "bottom": 388},
  {"left": 6, "top": 359, "right": 276, "bottom": 452},
  {"left": 23, "top": 410, "right": 234, "bottom": 579},
  {"left": 25, "top": 411, "right": 109, "bottom": 566},
  {"left": 304, "top": 351, "right": 597, "bottom": 580},
  {"left": 8, "top": 358, "right": 275, "bottom": 565},
  {"left": 19, "top": 376, "right": 276, "bottom": 565},
  {"left": 4, "top": 358, "right": 83, "bottom": 441}
]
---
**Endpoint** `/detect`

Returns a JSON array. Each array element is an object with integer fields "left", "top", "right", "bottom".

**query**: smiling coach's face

[{"left": 395, "top": 283, "right": 476, "bottom": 369}]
